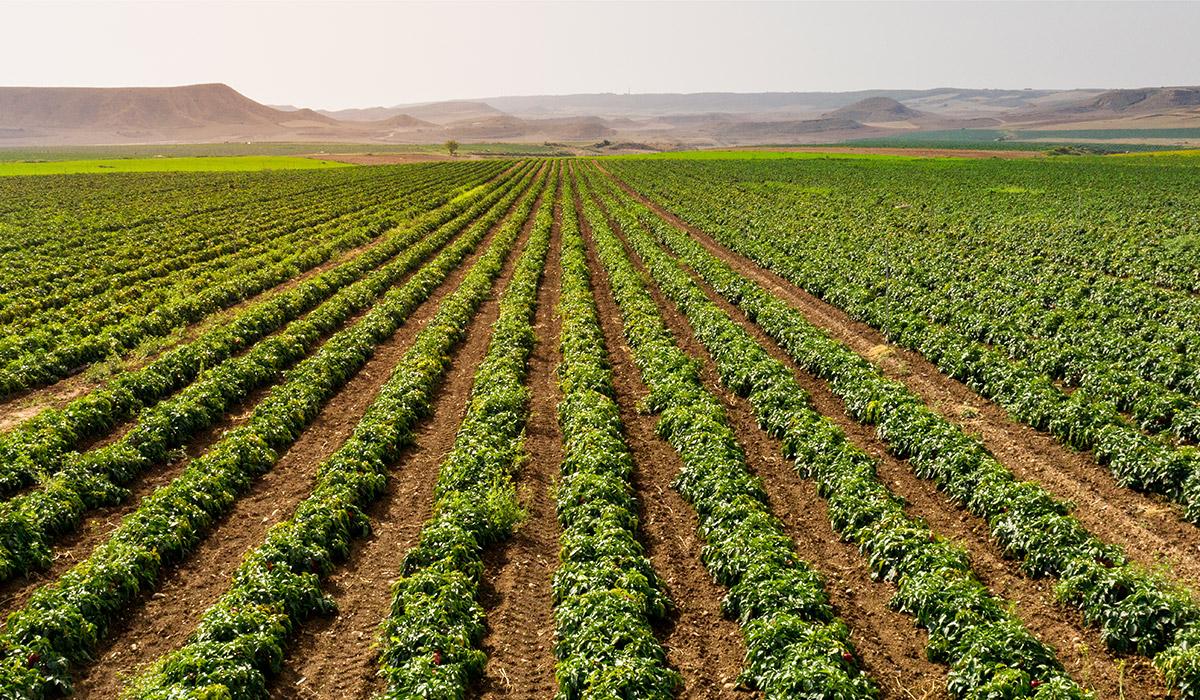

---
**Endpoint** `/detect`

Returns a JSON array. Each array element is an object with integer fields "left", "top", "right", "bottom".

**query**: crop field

[
  {"left": 1, "top": 152, "right": 1200, "bottom": 699},
  {"left": 0, "top": 156, "right": 351, "bottom": 177}
]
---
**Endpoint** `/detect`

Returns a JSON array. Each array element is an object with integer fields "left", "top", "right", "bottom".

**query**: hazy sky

[{"left": 2, "top": 1, "right": 1198, "bottom": 109}]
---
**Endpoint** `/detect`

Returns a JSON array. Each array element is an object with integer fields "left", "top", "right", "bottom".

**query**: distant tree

[{"left": 445, "top": 140, "right": 460, "bottom": 157}]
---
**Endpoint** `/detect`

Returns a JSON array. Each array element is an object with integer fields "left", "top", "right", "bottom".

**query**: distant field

[
  {"left": 0, "top": 141, "right": 567, "bottom": 162},
  {"left": 613, "top": 149, "right": 932, "bottom": 161},
  {"left": 613, "top": 148, "right": 1007, "bottom": 162},
  {"left": 0, "top": 155, "right": 351, "bottom": 176},
  {"left": 842, "top": 129, "right": 1191, "bottom": 152}
]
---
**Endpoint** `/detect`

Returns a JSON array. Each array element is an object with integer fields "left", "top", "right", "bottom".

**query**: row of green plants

[
  {"left": 0, "top": 164, "right": 509, "bottom": 399},
  {"left": 906, "top": 254, "right": 1200, "bottom": 428},
  {"left": 122, "top": 166, "right": 553, "bottom": 700},
  {"left": 0, "top": 163, "right": 503, "bottom": 343},
  {"left": 0, "top": 164, "right": 480, "bottom": 327},
  {"left": 0, "top": 166, "right": 448, "bottom": 346},
  {"left": 0, "top": 164, "right": 541, "bottom": 582},
  {"left": 0, "top": 167, "right": 366, "bottom": 300},
  {"left": 576, "top": 169, "right": 880, "bottom": 698},
  {"left": 375, "top": 167, "right": 557, "bottom": 698},
  {"left": 0, "top": 161, "right": 529, "bottom": 496},
  {"left": 0, "top": 165, "right": 549, "bottom": 697},
  {"left": 549, "top": 171, "right": 678, "bottom": 699},
  {"left": 580, "top": 164, "right": 1089, "bottom": 699},
  {"left": 604, "top": 161, "right": 1200, "bottom": 519},
  {"left": 592, "top": 164, "right": 1200, "bottom": 696},
  {"left": 0, "top": 174, "right": 402, "bottom": 336}
]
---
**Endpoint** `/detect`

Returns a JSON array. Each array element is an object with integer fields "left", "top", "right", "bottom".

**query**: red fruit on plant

[
  {"left": 1030, "top": 679, "right": 1042, "bottom": 688},
  {"left": 433, "top": 650, "right": 442, "bottom": 666},
  {"left": 841, "top": 652, "right": 854, "bottom": 662},
  {"left": 26, "top": 652, "right": 39, "bottom": 667}
]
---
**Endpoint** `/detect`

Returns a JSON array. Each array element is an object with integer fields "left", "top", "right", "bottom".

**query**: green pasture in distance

[{"left": 0, "top": 156, "right": 352, "bottom": 176}]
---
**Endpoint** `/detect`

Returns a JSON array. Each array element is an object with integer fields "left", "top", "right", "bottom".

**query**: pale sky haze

[{"left": 2, "top": 0, "right": 1197, "bottom": 110}]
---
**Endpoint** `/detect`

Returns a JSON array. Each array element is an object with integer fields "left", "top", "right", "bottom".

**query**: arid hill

[
  {"left": 0, "top": 83, "right": 321, "bottom": 129},
  {"left": 827, "top": 97, "right": 924, "bottom": 123},
  {"left": 1086, "top": 87, "right": 1200, "bottom": 113},
  {"left": 3, "top": 83, "right": 1200, "bottom": 147}
]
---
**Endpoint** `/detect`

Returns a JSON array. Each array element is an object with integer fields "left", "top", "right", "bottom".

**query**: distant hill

[
  {"left": 394, "top": 101, "right": 508, "bottom": 125},
  {"left": 0, "top": 83, "right": 328, "bottom": 130},
  {"left": 2, "top": 82, "right": 1199, "bottom": 148},
  {"left": 478, "top": 89, "right": 1055, "bottom": 118},
  {"left": 367, "top": 114, "right": 438, "bottom": 130},
  {"left": 827, "top": 97, "right": 924, "bottom": 123},
  {"left": 1085, "top": 87, "right": 1200, "bottom": 113},
  {"left": 0, "top": 84, "right": 443, "bottom": 145},
  {"left": 320, "top": 101, "right": 507, "bottom": 125}
]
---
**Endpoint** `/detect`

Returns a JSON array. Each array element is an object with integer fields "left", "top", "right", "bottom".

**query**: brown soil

[
  {"left": 0, "top": 164, "right": 521, "bottom": 431},
  {"left": 590, "top": 190, "right": 945, "bottom": 699},
  {"left": 598, "top": 169, "right": 1172, "bottom": 697},
  {"left": 473, "top": 184, "right": 563, "bottom": 698},
  {"left": 670, "top": 250, "right": 1165, "bottom": 699},
  {"left": 268, "top": 176, "right": 549, "bottom": 699},
  {"left": 601, "top": 166, "right": 1200, "bottom": 586},
  {"left": 66, "top": 175, "right": 539, "bottom": 700},
  {"left": 577, "top": 184, "right": 753, "bottom": 699},
  {"left": 0, "top": 181, "right": 517, "bottom": 615},
  {"left": 0, "top": 382, "right": 269, "bottom": 619},
  {"left": 0, "top": 216, "right": 386, "bottom": 429}
]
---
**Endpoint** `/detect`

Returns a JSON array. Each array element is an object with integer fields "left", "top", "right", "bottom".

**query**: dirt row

[
  {"left": 60, "top": 175, "right": 547, "bottom": 699},
  {"left": 264, "top": 175, "right": 553, "bottom": 699},
  {"left": 602, "top": 166, "right": 1200, "bottom": 584},
  {"left": 0, "top": 169, "right": 538, "bottom": 621},
  {"left": 596, "top": 168, "right": 1180, "bottom": 697},
  {"left": 0, "top": 164, "right": 521, "bottom": 431},
  {"left": 574, "top": 181, "right": 751, "bottom": 698},
  {"left": 7, "top": 159, "right": 1194, "bottom": 699},
  {"left": 473, "top": 187, "right": 564, "bottom": 698}
]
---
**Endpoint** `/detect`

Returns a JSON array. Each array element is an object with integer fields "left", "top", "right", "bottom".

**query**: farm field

[
  {"left": 2, "top": 152, "right": 1200, "bottom": 700},
  {"left": 0, "top": 156, "right": 351, "bottom": 177}
]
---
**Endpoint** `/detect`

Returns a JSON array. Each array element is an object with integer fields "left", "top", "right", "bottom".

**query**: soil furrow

[
  {"left": 0, "top": 195, "right": 497, "bottom": 617},
  {"left": 595, "top": 189, "right": 1169, "bottom": 698},
  {"left": 0, "top": 221, "right": 385, "bottom": 427},
  {"left": 66, "top": 183, "right": 531, "bottom": 700},
  {"left": 268, "top": 180, "right": 548, "bottom": 700},
  {"left": 599, "top": 167, "right": 1200, "bottom": 591},
  {"left": 678, "top": 253, "right": 1167, "bottom": 698},
  {"left": 577, "top": 192, "right": 751, "bottom": 699},
  {"left": 593, "top": 195, "right": 944, "bottom": 699},
  {"left": 0, "top": 164, "right": 519, "bottom": 431},
  {"left": 0, "top": 382, "right": 270, "bottom": 618},
  {"left": 473, "top": 186, "right": 563, "bottom": 699}
]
